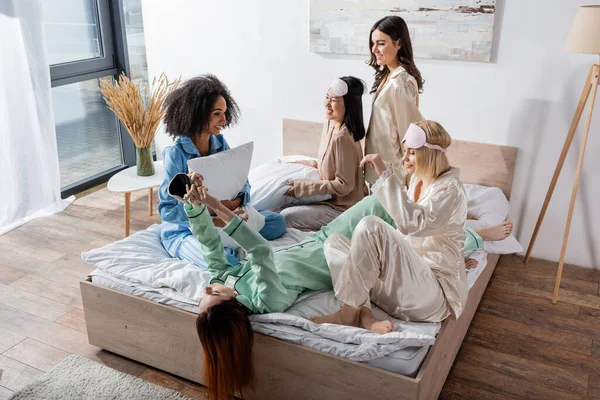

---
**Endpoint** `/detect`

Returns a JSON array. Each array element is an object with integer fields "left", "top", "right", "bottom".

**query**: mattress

[
  {"left": 88, "top": 236, "right": 489, "bottom": 378},
  {"left": 83, "top": 182, "right": 512, "bottom": 376}
]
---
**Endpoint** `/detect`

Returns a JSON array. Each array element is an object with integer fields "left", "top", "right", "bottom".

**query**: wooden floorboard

[
  {"left": 1, "top": 187, "right": 600, "bottom": 399},
  {"left": 0, "top": 386, "right": 14, "bottom": 400},
  {"left": 56, "top": 308, "right": 88, "bottom": 334},
  {"left": 0, "top": 265, "right": 26, "bottom": 286},
  {"left": 3, "top": 338, "right": 70, "bottom": 372},
  {"left": 0, "top": 354, "right": 44, "bottom": 392}
]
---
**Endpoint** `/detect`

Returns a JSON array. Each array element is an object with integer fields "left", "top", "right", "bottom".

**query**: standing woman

[{"left": 364, "top": 15, "right": 425, "bottom": 185}]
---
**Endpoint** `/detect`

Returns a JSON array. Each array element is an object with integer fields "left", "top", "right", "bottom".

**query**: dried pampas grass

[{"left": 99, "top": 73, "right": 181, "bottom": 148}]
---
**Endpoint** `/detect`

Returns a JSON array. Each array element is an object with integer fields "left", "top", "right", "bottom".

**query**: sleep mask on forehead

[
  {"left": 402, "top": 123, "right": 447, "bottom": 153},
  {"left": 329, "top": 78, "right": 348, "bottom": 97}
]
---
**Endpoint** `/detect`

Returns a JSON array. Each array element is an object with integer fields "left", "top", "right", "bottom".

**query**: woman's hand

[
  {"left": 465, "top": 258, "right": 478, "bottom": 270},
  {"left": 187, "top": 172, "right": 204, "bottom": 187},
  {"left": 284, "top": 182, "right": 295, "bottom": 197},
  {"left": 233, "top": 209, "right": 249, "bottom": 221},
  {"left": 360, "top": 154, "right": 388, "bottom": 177},
  {"left": 294, "top": 160, "right": 318, "bottom": 169},
  {"left": 184, "top": 184, "right": 221, "bottom": 210}
]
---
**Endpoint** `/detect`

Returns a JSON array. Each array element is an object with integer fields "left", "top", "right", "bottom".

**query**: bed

[{"left": 80, "top": 118, "right": 517, "bottom": 400}]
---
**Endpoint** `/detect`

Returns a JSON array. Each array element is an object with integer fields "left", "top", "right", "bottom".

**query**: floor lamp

[{"left": 524, "top": 5, "right": 600, "bottom": 304}]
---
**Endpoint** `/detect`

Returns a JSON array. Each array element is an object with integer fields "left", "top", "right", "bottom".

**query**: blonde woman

[
  {"left": 314, "top": 121, "right": 468, "bottom": 333},
  {"left": 364, "top": 16, "right": 424, "bottom": 185}
]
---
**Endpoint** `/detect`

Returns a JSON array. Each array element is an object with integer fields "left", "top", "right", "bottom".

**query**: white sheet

[
  {"left": 88, "top": 248, "right": 489, "bottom": 375},
  {"left": 84, "top": 222, "right": 489, "bottom": 364},
  {"left": 249, "top": 252, "right": 488, "bottom": 362},
  {"left": 83, "top": 224, "right": 310, "bottom": 307},
  {"left": 82, "top": 182, "right": 505, "bottom": 374},
  {"left": 250, "top": 290, "right": 440, "bottom": 362}
]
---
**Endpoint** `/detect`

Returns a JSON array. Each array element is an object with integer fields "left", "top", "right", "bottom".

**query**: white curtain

[{"left": 0, "top": 0, "right": 73, "bottom": 235}]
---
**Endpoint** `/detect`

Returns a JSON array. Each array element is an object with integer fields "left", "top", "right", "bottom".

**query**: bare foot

[
  {"left": 465, "top": 258, "right": 478, "bottom": 270},
  {"left": 359, "top": 307, "right": 394, "bottom": 334},
  {"left": 477, "top": 221, "right": 513, "bottom": 241},
  {"left": 312, "top": 305, "right": 360, "bottom": 327},
  {"left": 369, "top": 320, "right": 394, "bottom": 334}
]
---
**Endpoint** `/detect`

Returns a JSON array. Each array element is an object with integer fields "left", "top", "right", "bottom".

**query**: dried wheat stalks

[{"left": 99, "top": 73, "right": 181, "bottom": 148}]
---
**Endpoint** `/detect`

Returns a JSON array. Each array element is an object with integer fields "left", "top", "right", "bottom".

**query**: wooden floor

[{"left": 1, "top": 187, "right": 600, "bottom": 399}]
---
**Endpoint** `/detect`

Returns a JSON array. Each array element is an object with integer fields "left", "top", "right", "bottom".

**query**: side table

[{"left": 107, "top": 160, "right": 164, "bottom": 237}]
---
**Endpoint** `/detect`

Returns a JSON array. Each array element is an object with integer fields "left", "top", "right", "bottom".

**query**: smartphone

[{"left": 168, "top": 173, "right": 191, "bottom": 198}]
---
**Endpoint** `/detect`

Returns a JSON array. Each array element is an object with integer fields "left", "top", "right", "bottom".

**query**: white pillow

[
  {"left": 464, "top": 184, "right": 523, "bottom": 255},
  {"left": 279, "top": 155, "right": 317, "bottom": 163},
  {"left": 187, "top": 141, "right": 253, "bottom": 200},
  {"left": 218, "top": 205, "right": 265, "bottom": 251},
  {"left": 248, "top": 160, "right": 331, "bottom": 210},
  {"left": 481, "top": 233, "right": 523, "bottom": 255}
]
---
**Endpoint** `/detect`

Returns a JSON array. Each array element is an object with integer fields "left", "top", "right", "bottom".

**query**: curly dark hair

[
  {"left": 162, "top": 74, "right": 241, "bottom": 138},
  {"left": 367, "top": 16, "right": 424, "bottom": 94}
]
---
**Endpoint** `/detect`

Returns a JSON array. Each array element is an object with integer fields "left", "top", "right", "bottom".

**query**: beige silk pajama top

[
  {"left": 364, "top": 66, "right": 424, "bottom": 184},
  {"left": 372, "top": 168, "right": 469, "bottom": 318},
  {"left": 293, "top": 122, "right": 365, "bottom": 210}
]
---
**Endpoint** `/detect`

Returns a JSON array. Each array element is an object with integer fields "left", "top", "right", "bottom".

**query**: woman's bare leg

[
  {"left": 312, "top": 304, "right": 360, "bottom": 327},
  {"left": 476, "top": 221, "right": 513, "bottom": 241},
  {"left": 360, "top": 307, "right": 393, "bottom": 334}
]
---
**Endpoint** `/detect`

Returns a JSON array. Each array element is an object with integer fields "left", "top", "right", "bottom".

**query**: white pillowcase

[
  {"left": 248, "top": 159, "right": 331, "bottom": 211},
  {"left": 464, "top": 184, "right": 523, "bottom": 254},
  {"left": 187, "top": 141, "right": 253, "bottom": 201},
  {"left": 279, "top": 155, "right": 317, "bottom": 163},
  {"left": 218, "top": 205, "right": 265, "bottom": 252}
]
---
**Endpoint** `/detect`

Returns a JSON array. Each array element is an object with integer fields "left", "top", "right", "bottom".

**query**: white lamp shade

[{"left": 565, "top": 5, "right": 600, "bottom": 54}]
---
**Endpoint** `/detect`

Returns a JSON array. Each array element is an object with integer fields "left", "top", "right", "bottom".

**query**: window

[{"left": 44, "top": 0, "right": 148, "bottom": 196}]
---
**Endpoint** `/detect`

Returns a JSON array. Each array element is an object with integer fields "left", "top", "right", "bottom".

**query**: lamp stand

[{"left": 524, "top": 58, "right": 600, "bottom": 304}]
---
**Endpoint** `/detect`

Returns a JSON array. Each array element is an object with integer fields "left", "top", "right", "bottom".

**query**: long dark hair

[
  {"left": 339, "top": 76, "right": 366, "bottom": 142},
  {"left": 196, "top": 299, "right": 254, "bottom": 400},
  {"left": 163, "top": 74, "right": 241, "bottom": 138},
  {"left": 367, "top": 16, "right": 424, "bottom": 94}
]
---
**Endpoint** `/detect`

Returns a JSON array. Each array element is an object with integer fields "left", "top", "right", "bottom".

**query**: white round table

[{"left": 107, "top": 160, "right": 164, "bottom": 237}]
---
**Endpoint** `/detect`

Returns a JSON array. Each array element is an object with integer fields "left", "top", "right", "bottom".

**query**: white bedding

[
  {"left": 83, "top": 223, "right": 489, "bottom": 365},
  {"left": 249, "top": 249, "right": 487, "bottom": 365},
  {"left": 82, "top": 182, "right": 509, "bottom": 370}
]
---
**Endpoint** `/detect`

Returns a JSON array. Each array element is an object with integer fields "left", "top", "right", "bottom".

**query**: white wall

[{"left": 142, "top": 0, "right": 600, "bottom": 268}]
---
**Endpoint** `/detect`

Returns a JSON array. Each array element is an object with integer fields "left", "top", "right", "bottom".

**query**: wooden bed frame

[{"left": 81, "top": 118, "right": 517, "bottom": 400}]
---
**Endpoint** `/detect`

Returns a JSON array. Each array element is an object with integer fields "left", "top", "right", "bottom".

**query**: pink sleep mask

[
  {"left": 401, "top": 123, "right": 447, "bottom": 153},
  {"left": 329, "top": 78, "right": 348, "bottom": 97}
]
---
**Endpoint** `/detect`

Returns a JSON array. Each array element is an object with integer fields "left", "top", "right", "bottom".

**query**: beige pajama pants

[
  {"left": 278, "top": 204, "right": 342, "bottom": 231},
  {"left": 324, "top": 216, "right": 450, "bottom": 322}
]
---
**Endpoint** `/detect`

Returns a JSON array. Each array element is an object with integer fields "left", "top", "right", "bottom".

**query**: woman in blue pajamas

[{"left": 158, "top": 74, "right": 286, "bottom": 267}]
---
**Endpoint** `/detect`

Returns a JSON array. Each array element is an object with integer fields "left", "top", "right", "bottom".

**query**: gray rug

[{"left": 9, "top": 355, "right": 192, "bottom": 399}]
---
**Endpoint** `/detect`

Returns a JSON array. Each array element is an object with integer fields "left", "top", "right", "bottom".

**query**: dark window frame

[
  {"left": 49, "top": 0, "right": 116, "bottom": 84},
  {"left": 51, "top": 0, "right": 137, "bottom": 199}
]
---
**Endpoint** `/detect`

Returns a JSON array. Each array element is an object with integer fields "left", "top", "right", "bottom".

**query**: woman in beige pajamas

[
  {"left": 364, "top": 16, "right": 425, "bottom": 185},
  {"left": 282, "top": 76, "right": 366, "bottom": 231},
  {"left": 314, "top": 120, "right": 468, "bottom": 334}
]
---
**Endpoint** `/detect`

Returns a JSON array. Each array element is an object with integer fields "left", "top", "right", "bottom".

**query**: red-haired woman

[{"left": 174, "top": 175, "right": 395, "bottom": 399}]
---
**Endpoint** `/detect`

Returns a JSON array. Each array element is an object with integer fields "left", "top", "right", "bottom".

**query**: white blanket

[
  {"left": 82, "top": 224, "right": 450, "bottom": 361},
  {"left": 248, "top": 248, "right": 487, "bottom": 362},
  {"left": 250, "top": 290, "right": 440, "bottom": 361}
]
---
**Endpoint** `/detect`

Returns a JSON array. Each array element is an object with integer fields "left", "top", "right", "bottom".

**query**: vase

[{"left": 136, "top": 146, "right": 155, "bottom": 176}]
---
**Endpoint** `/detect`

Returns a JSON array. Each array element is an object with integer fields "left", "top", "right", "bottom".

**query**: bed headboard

[{"left": 282, "top": 118, "right": 518, "bottom": 198}]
